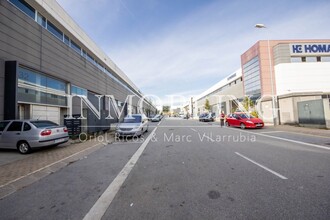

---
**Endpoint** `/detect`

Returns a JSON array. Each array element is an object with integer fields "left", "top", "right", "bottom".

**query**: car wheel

[
  {"left": 225, "top": 121, "right": 229, "bottom": 127},
  {"left": 240, "top": 123, "right": 246, "bottom": 129},
  {"left": 17, "top": 141, "right": 31, "bottom": 154}
]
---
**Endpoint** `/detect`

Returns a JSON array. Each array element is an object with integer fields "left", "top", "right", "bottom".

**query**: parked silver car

[
  {"left": 151, "top": 114, "right": 162, "bottom": 122},
  {"left": 0, "top": 120, "right": 69, "bottom": 154},
  {"left": 116, "top": 114, "right": 149, "bottom": 137}
]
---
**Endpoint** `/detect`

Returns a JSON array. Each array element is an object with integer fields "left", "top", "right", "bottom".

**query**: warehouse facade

[
  {"left": 241, "top": 40, "right": 330, "bottom": 128},
  {"left": 0, "top": 0, "right": 156, "bottom": 133}
]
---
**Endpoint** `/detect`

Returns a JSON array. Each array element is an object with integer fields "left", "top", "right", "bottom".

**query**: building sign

[{"left": 290, "top": 43, "right": 330, "bottom": 56}]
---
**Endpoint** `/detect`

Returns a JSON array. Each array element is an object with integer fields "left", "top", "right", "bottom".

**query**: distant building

[
  {"left": 193, "top": 40, "right": 330, "bottom": 128},
  {"left": 193, "top": 69, "right": 244, "bottom": 118},
  {"left": 242, "top": 40, "right": 330, "bottom": 128}
]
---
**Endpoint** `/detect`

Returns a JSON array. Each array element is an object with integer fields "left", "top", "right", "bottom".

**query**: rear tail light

[
  {"left": 63, "top": 127, "right": 68, "bottom": 132},
  {"left": 41, "top": 129, "right": 52, "bottom": 136}
]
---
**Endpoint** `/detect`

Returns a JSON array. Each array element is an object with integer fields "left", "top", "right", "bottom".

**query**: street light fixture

[{"left": 255, "top": 23, "right": 277, "bottom": 125}]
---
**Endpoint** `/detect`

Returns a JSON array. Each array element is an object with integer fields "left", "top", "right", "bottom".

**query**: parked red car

[{"left": 225, "top": 113, "right": 264, "bottom": 129}]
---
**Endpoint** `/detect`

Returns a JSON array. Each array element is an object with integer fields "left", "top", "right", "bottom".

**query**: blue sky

[{"left": 57, "top": 0, "right": 330, "bottom": 105}]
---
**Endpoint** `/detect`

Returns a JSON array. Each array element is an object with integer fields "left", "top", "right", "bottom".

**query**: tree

[
  {"left": 242, "top": 96, "right": 259, "bottom": 118},
  {"left": 242, "top": 96, "right": 254, "bottom": 111},
  {"left": 162, "top": 105, "right": 170, "bottom": 113},
  {"left": 204, "top": 99, "right": 211, "bottom": 112}
]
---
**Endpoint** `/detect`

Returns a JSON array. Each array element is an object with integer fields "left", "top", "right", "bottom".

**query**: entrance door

[
  {"left": 298, "top": 99, "right": 326, "bottom": 125},
  {"left": 31, "top": 105, "right": 60, "bottom": 124}
]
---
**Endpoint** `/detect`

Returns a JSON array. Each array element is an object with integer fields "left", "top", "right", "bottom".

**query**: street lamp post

[{"left": 255, "top": 24, "right": 277, "bottom": 125}]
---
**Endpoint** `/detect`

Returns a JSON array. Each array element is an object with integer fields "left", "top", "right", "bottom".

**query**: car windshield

[
  {"left": 30, "top": 120, "right": 59, "bottom": 128},
  {"left": 123, "top": 116, "right": 142, "bottom": 123},
  {"left": 239, "top": 114, "right": 254, "bottom": 119}
]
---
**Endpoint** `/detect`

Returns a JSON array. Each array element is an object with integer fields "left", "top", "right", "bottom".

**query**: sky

[{"left": 57, "top": 0, "right": 330, "bottom": 107}]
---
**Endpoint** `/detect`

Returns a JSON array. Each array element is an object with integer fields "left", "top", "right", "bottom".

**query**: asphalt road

[{"left": 0, "top": 118, "right": 329, "bottom": 220}]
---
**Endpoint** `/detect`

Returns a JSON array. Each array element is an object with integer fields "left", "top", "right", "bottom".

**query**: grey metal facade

[{"left": 0, "top": 0, "right": 156, "bottom": 132}]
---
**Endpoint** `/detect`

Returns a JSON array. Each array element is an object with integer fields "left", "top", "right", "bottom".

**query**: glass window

[
  {"left": 30, "top": 120, "right": 58, "bottom": 128},
  {"left": 243, "top": 56, "right": 261, "bottom": 96},
  {"left": 7, "top": 121, "right": 23, "bottom": 132},
  {"left": 71, "top": 85, "right": 87, "bottom": 96},
  {"left": 47, "top": 77, "right": 66, "bottom": 92},
  {"left": 321, "top": 56, "right": 330, "bottom": 62},
  {"left": 82, "top": 50, "right": 87, "bottom": 58},
  {"left": 47, "top": 21, "right": 63, "bottom": 40},
  {"left": 37, "top": 12, "right": 46, "bottom": 28},
  {"left": 291, "top": 57, "right": 301, "bottom": 63},
  {"left": 306, "top": 57, "right": 317, "bottom": 62},
  {"left": 18, "top": 67, "right": 47, "bottom": 87},
  {"left": 87, "top": 53, "right": 95, "bottom": 64},
  {"left": 64, "top": 35, "right": 70, "bottom": 45},
  {"left": 0, "top": 121, "right": 10, "bottom": 132},
  {"left": 9, "top": 0, "right": 35, "bottom": 19},
  {"left": 23, "top": 123, "right": 31, "bottom": 131},
  {"left": 70, "top": 40, "right": 81, "bottom": 54}
]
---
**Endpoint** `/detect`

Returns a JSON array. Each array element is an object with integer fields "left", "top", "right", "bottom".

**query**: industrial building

[
  {"left": 193, "top": 40, "right": 330, "bottom": 128},
  {"left": 0, "top": 0, "right": 156, "bottom": 134}
]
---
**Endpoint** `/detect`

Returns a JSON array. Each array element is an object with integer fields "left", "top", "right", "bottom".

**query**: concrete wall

[{"left": 275, "top": 62, "right": 330, "bottom": 96}]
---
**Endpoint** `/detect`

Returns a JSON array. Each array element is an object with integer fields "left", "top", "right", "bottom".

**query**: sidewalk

[
  {"left": 0, "top": 132, "right": 114, "bottom": 199},
  {"left": 271, "top": 124, "right": 330, "bottom": 138}
]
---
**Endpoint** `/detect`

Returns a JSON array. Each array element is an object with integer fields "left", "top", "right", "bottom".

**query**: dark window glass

[
  {"left": 64, "top": 35, "right": 70, "bottom": 45},
  {"left": 47, "top": 21, "right": 63, "bottom": 40},
  {"left": 87, "top": 53, "right": 95, "bottom": 64},
  {"left": 47, "top": 77, "right": 66, "bottom": 92},
  {"left": 70, "top": 40, "right": 81, "bottom": 54},
  {"left": 123, "top": 116, "right": 142, "bottom": 123},
  {"left": 7, "top": 121, "right": 23, "bottom": 132},
  {"left": 0, "top": 122, "right": 10, "bottom": 132},
  {"left": 23, "top": 123, "right": 31, "bottom": 131},
  {"left": 37, "top": 12, "right": 46, "bottom": 28},
  {"left": 82, "top": 50, "right": 87, "bottom": 58},
  {"left": 317, "top": 56, "right": 321, "bottom": 62},
  {"left": 31, "top": 120, "right": 58, "bottom": 128},
  {"left": 9, "top": 0, "right": 35, "bottom": 19}
]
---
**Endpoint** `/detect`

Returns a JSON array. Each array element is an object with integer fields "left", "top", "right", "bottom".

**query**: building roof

[{"left": 194, "top": 69, "right": 242, "bottom": 101}]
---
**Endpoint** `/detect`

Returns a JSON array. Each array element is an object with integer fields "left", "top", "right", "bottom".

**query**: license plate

[
  {"left": 256, "top": 124, "right": 262, "bottom": 127},
  {"left": 55, "top": 138, "right": 64, "bottom": 143}
]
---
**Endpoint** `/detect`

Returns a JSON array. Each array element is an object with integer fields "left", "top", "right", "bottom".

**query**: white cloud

[
  {"left": 108, "top": 1, "right": 330, "bottom": 98},
  {"left": 56, "top": 0, "right": 330, "bottom": 101}
]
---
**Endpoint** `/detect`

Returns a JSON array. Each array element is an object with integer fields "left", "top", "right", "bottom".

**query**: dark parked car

[
  {"left": 199, "top": 113, "right": 208, "bottom": 121},
  {"left": 0, "top": 120, "right": 69, "bottom": 154},
  {"left": 199, "top": 113, "right": 215, "bottom": 122}
]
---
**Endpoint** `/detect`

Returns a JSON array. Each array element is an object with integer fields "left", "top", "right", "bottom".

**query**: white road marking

[
  {"left": 235, "top": 152, "right": 288, "bottom": 180},
  {"left": 83, "top": 128, "right": 158, "bottom": 220},
  {"left": 226, "top": 127, "right": 330, "bottom": 151},
  {"left": 191, "top": 128, "right": 198, "bottom": 132},
  {"left": 259, "top": 131, "right": 284, "bottom": 134}
]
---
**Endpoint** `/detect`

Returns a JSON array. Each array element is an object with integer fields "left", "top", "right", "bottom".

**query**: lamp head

[{"left": 255, "top": 24, "right": 266, "bottom": 28}]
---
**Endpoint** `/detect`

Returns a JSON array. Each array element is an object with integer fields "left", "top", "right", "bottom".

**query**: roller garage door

[{"left": 31, "top": 105, "right": 60, "bottom": 125}]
